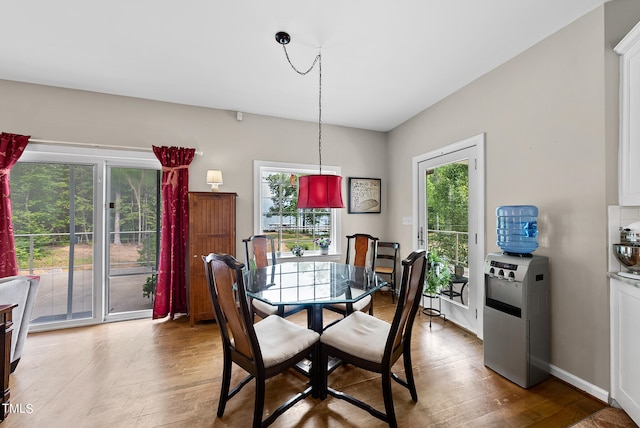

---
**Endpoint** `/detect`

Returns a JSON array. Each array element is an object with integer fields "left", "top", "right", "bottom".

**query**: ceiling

[{"left": 1, "top": 0, "right": 607, "bottom": 132}]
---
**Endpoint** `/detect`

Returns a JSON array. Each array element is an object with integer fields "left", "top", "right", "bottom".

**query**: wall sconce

[{"left": 206, "top": 170, "right": 223, "bottom": 192}]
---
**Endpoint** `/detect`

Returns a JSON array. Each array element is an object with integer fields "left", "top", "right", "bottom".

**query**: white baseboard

[
  {"left": 549, "top": 364, "right": 610, "bottom": 403},
  {"left": 418, "top": 302, "right": 611, "bottom": 404}
]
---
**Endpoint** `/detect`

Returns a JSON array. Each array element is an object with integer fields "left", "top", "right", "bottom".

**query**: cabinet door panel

[
  {"left": 616, "top": 22, "right": 640, "bottom": 206},
  {"left": 610, "top": 278, "right": 640, "bottom": 426},
  {"left": 188, "top": 192, "right": 236, "bottom": 325}
]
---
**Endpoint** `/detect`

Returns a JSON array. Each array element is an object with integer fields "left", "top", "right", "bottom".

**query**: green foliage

[
  {"left": 11, "top": 163, "right": 95, "bottom": 266},
  {"left": 424, "top": 250, "right": 451, "bottom": 296},
  {"left": 111, "top": 168, "right": 159, "bottom": 245},
  {"left": 10, "top": 163, "right": 159, "bottom": 271},
  {"left": 143, "top": 273, "right": 157, "bottom": 299},
  {"left": 137, "top": 232, "right": 158, "bottom": 268},
  {"left": 263, "top": 172, "right": 330, "bottom": 250},
  {"left": 427, "top": 162, "right": 469, "bottom": 267}
]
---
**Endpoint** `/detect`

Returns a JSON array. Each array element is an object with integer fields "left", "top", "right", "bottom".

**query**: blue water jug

[{"left": 496, "top": 205, "right": 539, "bottom": 254}]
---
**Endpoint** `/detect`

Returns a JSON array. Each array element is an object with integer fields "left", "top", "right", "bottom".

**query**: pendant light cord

[{"left": 281, "top": 44, "right": 323, "bottom": 174}]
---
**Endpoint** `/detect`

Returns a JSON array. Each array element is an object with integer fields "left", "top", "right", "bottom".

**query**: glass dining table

[
  {"left": 243, "top": 260, "right": 387, "bottom": 397},
  {"left": 244, "top": 260, "right": 387, "bottom": 333}
]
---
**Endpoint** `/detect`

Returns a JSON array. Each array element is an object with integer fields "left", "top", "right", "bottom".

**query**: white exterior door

[{"left": 414, "top": 134, "right": 485, "bottom": 336}]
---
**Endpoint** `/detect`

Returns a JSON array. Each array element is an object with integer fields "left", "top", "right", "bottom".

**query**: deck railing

[
  {"left": 427, "top": 229, "right": 469, "bottom": 267},
  {"left": 14, "top": 231, "right": 157, "bottom": 275}
]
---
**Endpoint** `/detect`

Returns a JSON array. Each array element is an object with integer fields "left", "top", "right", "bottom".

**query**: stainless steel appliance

[
  {"left": 483, "top": 252, "right": 549, "bottom": 388},
  {"left": 614, "top": 222, "right": 640, "bottom": 279}
]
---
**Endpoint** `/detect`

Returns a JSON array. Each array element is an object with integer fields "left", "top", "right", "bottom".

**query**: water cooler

[{"left": 483, "top": 252, "right": 549, "bottom": 388}]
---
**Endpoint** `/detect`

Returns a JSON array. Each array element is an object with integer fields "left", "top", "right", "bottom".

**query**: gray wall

[
  {"left": 0, "top": 80, "right": 388, "bottom": 257},
  {"left": 387, "top": 2, "right": 640, "bottom": 392},
  {"left": 3, "top": 0, "right": 640, "bottom": 394}
]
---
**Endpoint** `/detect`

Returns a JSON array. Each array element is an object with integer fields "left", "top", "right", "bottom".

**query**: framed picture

[{"left": 348, "top": 177, "right": 381, "bottom": 214}]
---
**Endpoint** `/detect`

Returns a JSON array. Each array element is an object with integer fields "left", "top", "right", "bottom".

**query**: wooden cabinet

[
  {"left": 615, "top": 21, "right": 640, "bottom": 206},
  {"left": 610, "top": 277, "right": 640, "bottom": 425},
  {"left": 188, "top": 192, "right": 237, "bottom": 326}
]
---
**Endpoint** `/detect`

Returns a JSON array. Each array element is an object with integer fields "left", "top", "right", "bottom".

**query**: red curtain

[
  {"left": 152, "top": 146, "right": 195, "bottom": 319},
  {"left": 0, "top": 133, "right": 30, "bottom": 278}
]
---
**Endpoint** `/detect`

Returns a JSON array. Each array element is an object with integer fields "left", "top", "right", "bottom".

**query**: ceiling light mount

[{"left": 275, "top": 31, "right": 290, "bottom": 45}]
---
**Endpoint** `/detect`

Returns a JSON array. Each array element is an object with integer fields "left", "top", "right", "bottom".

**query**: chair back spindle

[
  {"left": 243, "top": 235, "right": 276, "bottom": 270},
  {"left": 345, "top": 233, "right": 379, "bottom": 270}
]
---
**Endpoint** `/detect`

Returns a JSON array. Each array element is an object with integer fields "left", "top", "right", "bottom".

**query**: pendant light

[{"left": 275, "top": 31, "right": 345, "bottom": 209}]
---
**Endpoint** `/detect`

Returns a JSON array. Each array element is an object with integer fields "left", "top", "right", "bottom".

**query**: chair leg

[
  {"left": 403, "top": 347, "right": 418, "bottom": 402},
  {"left": 253, "top": 376, "right": 266, "bottom": 428},
  {"left": 381, "top": 370, "right": 398, "bottom": 428},
  {"left": 391, "top": 273, "right": 396, "bottom": 303},
  {"left": 218, "top": 354, "right": 232, "bottom": 417}
]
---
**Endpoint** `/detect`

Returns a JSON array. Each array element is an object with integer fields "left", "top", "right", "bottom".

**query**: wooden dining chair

[
  {"left": 202, "top": 253, "right": 320, "bottom": 428},
  {"left": 375, "top": 242, "right": 400, "bottom": 303},
  {"left": 243, "top": 235, "right": 308, "bottom": 320},
  {"left": 318, "top": 249, "right": 427, "bottom": 428},
  {"left": 324, "top": 233, "right": 379, "bottom": 317}
]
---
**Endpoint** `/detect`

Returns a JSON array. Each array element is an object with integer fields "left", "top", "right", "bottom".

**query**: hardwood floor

[{"left": 3, "top": 292, "right": 606, "bottom": 427}]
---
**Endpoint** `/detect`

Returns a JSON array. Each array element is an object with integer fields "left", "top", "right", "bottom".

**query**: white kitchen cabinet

[
  {"left": 610, "top": 276, "right": 640, "bottom": 425},
  {"left": 615, "top": 21, "right": 640, "bottom": 206}
]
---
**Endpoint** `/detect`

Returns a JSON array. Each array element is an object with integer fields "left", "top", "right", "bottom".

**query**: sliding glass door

[
  {"left": 12, "top": 145, "right": 160, "bottom": 330},
  {"left": 12, "top": 162, "right": 96, "bottom": 323},
  {"left": 105, "top": 167, "right": 160, "bottom": 319}
]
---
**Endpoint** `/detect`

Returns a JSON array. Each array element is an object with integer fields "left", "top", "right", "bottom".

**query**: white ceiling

[{"left": 1, "top": 0, "right": 607, "bottom": 132}]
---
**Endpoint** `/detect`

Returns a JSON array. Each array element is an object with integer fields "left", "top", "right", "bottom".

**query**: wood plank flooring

[{"left": 3, "top": 293, "right": 607, "bottom": 427}]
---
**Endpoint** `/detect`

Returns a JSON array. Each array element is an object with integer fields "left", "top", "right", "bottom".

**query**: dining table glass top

[{"left": 243, "top": 261, "right": 387, "bottom": 306}]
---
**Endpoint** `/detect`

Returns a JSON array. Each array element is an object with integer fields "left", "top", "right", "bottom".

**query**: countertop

[{"left": 608, "top": 271, "right": 640, "bottom": 288}]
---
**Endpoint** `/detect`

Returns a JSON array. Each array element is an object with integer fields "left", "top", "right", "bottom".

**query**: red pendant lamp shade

[{"left": 297, "top": 174, "right": 344, "bottom": 209}]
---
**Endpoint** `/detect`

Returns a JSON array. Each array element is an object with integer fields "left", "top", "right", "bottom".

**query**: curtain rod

[{"left": 28, "top": 138, "right": 204, "bottom": 156}]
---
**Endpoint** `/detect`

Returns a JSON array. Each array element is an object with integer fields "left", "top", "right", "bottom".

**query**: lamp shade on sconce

[
  {"left": 296, "top": 174, "right": 344, "bottom": 209},
  {"left": 206, "top": 170, "right": 223, "bottom": 191}
]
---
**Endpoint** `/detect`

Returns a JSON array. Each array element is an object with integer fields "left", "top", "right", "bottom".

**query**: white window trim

[{"left": 253, "top": 160, "right": 342, "bottom": 258}]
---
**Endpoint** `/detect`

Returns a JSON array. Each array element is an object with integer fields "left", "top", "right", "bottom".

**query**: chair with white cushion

[
  {"left": 319, "top": 249, "right": 427, "bottom": 428},
  {"left": 243, "top": 235, "right": 309, "bottom": 322},
  {"left": 0, "top": 275, "right": 40, "bottom": 372},
  {"left": 203, "top": 253, "right": 320, "bottom": 428},
  {"left": 324, "top": 233, "right": 379, "bottom": 318}
]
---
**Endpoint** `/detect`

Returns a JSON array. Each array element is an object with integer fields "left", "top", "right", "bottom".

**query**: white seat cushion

[
  {"left": 326, "top": 294, "right": 371, "bottom": 312},
  {"left": 252, "top": 299, "right": 301, "bottom": 316},
  {"left": 320, "top": 311, "right": 390, "bottom": 363},
  {"left": 254, "top": 315, "right": 319, "bottom": 368}
]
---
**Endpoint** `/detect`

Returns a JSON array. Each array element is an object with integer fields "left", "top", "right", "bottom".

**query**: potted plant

[
  {"left": 143, "top": 273, "right": 157, "bottom": 302},
  {"left": 314, "top": 237, "right": 331, "bottom": 255},
  {"left": 424, "top": 250, "right": 451, "bottom": 296},
  {"left": 291, "top": 244, "right": 305, "bottom": 257}
]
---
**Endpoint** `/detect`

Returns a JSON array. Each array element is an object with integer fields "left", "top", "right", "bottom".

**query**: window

[{"left": 254, "top": 161, "right": 341, "bottom": 256}]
